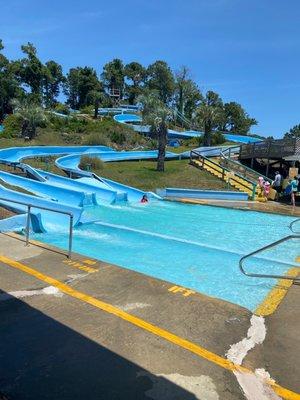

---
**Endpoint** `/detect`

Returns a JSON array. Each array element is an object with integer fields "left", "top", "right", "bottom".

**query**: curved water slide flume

[
  {"left": 0, "top": 145, "right": 171, "bottom": 232},
  {"left": 54, "top": 150, "right": 179, "bottom": 202},
  {"left": 114, "top": 113, "right": 261, "bottom": 144}
]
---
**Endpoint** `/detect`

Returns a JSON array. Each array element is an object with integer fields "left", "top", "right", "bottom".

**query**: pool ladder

[{"left": 239, "top": 218, "right": 300, "bottom": 282}]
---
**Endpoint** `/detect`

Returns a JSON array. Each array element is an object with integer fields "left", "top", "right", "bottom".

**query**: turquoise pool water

[{"left": 32, "top": 202, "right": 299, "bottom": 311}]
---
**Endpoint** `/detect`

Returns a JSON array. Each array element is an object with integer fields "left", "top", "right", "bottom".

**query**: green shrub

[
  {"left": 147, "top": 139, "right": 158, "bottom": 149},
  {"left": 83, "top": 132, "right": 109, "bottom": 146},
  {"left": 2, "top": 114, "right": 22, "bottom": 138},
  {"left": 110, "top": 131, "right": 126, "bottom": 145},
  {"left": 212, "top": 132, "right": 226, "bottom": 145},
  {"left": 79, "top": 155, "right": 105, "bottom": 171},
  {"left": 79, "top": 105, "right": 94, "bottom": 115},
  {"left": 36, "top": 131, "right": 64, "bottom": 145},
  {"left": 53, "top": 103, "right": 70, "bottom": 115}
]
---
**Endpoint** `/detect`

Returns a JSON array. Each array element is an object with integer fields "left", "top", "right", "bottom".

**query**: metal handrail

[
  {"left": 190, "top": 150, "right": 257, "bottom": 199},
  {"left": 0, "top": 197, "right": 73, "bottom": 258},
  {"left": 239, "top": 235, "right": 300, "bottom": 281},
  {"left": 290, "top": 218, "right": 300, "bottom": 234},
  {"left": 220, "top": 146, "right": 272, "bottom": 183}
]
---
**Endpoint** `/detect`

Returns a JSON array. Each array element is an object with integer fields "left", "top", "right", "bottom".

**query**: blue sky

[{"left": 1, "top": 0, "right": 300, "bottom": 137}]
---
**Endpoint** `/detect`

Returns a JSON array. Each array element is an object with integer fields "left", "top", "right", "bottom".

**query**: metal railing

[
  {"left": 289, "top": 218, "right": 300, "bottom": 234},
  {"left": 239, "top": 235, "right": 300, "bottom": 281},
  {"left": 0, "top": 197, "right": 74, "bottom": 258},
  {"left": 190, "top": 149, "right": 257, "bottom": 199},
  {"left": 220, "top": 146, "right": 272, "bottom": 184}
]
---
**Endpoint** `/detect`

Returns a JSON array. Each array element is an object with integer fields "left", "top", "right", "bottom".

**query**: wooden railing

[{"left": 239, "top": 138, "right": 300, "bottom": 160}]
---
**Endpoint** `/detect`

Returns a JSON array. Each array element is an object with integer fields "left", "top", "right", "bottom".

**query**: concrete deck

[
  {"left": 0, "top": 234, "right": 299, "bottom": 400},
  {"left": 166, "top": 197, "right": 300, "bottom": 217}
]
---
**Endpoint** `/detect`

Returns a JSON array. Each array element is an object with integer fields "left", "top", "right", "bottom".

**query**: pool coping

[
  {"left": 3, "top": 231, "right": 299, "bottom": 317},
  {"left": 165, "top": 197, "right": 300, "bottom": 218}
]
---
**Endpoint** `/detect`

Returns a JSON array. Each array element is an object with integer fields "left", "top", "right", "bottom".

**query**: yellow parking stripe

[{"left": 0, "top": 254, "right": 299, "bottom": 400}]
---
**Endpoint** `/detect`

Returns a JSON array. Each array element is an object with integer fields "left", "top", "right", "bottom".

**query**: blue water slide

[
  {"left": 0, "top": 145, "right": 113, "bottom": 164},
  {"left": 17, "top": 163, "right": 47, "bottom": 181},
  {"left": 0, "top": 170, "right": 96, "bottom": 207},
  {"left": 0, "top": 183, "right": 83, "bottom": 230},
  {"left": 0, "top": 214, "right": 29, "bottom": 233},
  {"left": 36, "top": 169, "right": 126, "bottom": 204},
  {"left": 114, "top": 113, "right": 262, "bottom": 144},
  {"left": 55, "top": 151, "right": 178, "bottom": 170},
  {"left": 55, "top": 150, "right": 180, "bottom": 201}
]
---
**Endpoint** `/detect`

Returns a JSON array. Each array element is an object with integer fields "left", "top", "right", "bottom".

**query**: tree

[
  {"left": 43, "top": 60, "right": 64, "bottom": 108},
  {"left": 174, "top": 66, "right": 202, "bottom": 122},
  {"left": 101, "top": 58, "right": 124, "bottom": 99},
  {"left": 194, "top": 91, "right": 224, "bottom": 146},
  {"left": 14, "top": 43, "right": 44, "bottom": 100},
  {"left": 64, "top": 67, "right": 100, "bottom": 109},
  {"left": 124, "top": 62, "right": 147, "bottom": 104},
  {"left": 87, "top": 90, "right": 107, "bottom": 119},
  {"left": 0, "top": 40, "right": 23, "bottom": 121},
  {"left": 284, "top": 124, "right": 300, "bottom": 139},
  {"left": 138, "top": 92, "right": 173, "bottom": 172},
  {"left": 146, "top": 61, "right": 175, "bottom": 104},
  {"left": 12, "top": 99, "right": 47, "bottom": 139},
  {"left": 219, "top": 102, "right": 257, "bottom": 134}
]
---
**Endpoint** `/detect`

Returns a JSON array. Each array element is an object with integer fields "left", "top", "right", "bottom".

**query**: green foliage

[
  {"left": 284, "top": 124, "right": 300, "bottom": 139},
  {"left": 2, "top": 114, "right": 22, "bottom": 137},
  {"left": 43, "top": 60, "right": 64, "bottom": 107},
  {"left": 15, "top": 42, "right": 44, "bottom": 98},
  {"left": 174, "top": 66, "right": 202, "bottom": 120},
  {"left": 0, "top": 39, "right": 258, "bottom": 144},
  {"left": 0, "top": 40, "right": 23, "bottom": 120},
  {"left": 138, "top": 92, "right": 173, "bottom": 171},
  {"left": 64, "top": 67, "right": 101, "bottom": 109},
  {"left": 102, "top": 58, "right": 124, "bottom": 97},
  {"left": 124, "top": 62, "right": 146, "bottom": 104},
  {"left": 53, "top": 102, "right": 70, "bottom": 115},
  {"left": 219, "top": 102, "right": 257, "bottom": 134},
  {"left": 194, "top": 91, "right": 224, "bottom": 146},
  {"left": 83, "top": 132, "right": 109, "bottom": 146},
  {"left": 146, "top": 61, "right": 175, "bottom": 104},
  {"left": 212, "top": 131, "right": 226, "bottom": 145},
  {"left": 79, "top": 155, "right": 105, "bottom": 171},
  {"left": 79, "top": 105, "right": 94, "bottom": 114},
  {"left": 111, "top": 131, "right": 126, "bottom": 145},
  {"left": 12, "top": 99, "right": 47, "bottom": 139}
]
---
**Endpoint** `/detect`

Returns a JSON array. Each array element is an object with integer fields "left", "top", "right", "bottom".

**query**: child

[
  {"left": 141, "top": 194, "right": 148, "bottom": 203},
  {"left": 264, "top": 181, "right": 270, "bottom": 200}
]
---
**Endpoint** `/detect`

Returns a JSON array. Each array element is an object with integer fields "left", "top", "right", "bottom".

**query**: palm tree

[
  {"left": 12, "top": 99, "right": 47, "bottom": 139},
  {"left": 138, "top": 92, "right": 173, "bottom": 172},
  {"left": 194, "top": 91, "right": 224, "bottom": 146}
]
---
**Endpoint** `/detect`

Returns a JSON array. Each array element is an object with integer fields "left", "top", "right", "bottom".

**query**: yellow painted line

[
  {"left": 83, "top": 259, "right": 97, "bottom": 266},
  {"left": 296, "top": 257, "right": 300, "bottom": 264},
  {"left": 168, "top": 285, "right": 196, "bottom": 297},
  {"left": 63, "top": 259, "right": 97, "bottom": 274},
  {"left": 255, "top": 266, "right": 300, "bottom": 317},
  {"left": 0, "top": 255, "right": 299, "bottom": 400}
]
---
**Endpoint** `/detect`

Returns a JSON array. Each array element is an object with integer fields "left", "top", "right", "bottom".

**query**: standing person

[
  {"left": 291, "top": 176, "right": 298, "bottom": 207},
  {"left": 273, "top": 171, "right": 282, "bottom": 193}
]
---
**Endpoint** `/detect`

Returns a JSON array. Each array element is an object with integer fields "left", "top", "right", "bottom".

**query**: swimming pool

[{"left": 32, "top": 201, "right": 299, "bottom": 311}]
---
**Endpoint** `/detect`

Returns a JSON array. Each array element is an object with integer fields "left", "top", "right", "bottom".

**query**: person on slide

[{"left": 141, "top": 194, "right": 148, "bottom": 203}]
